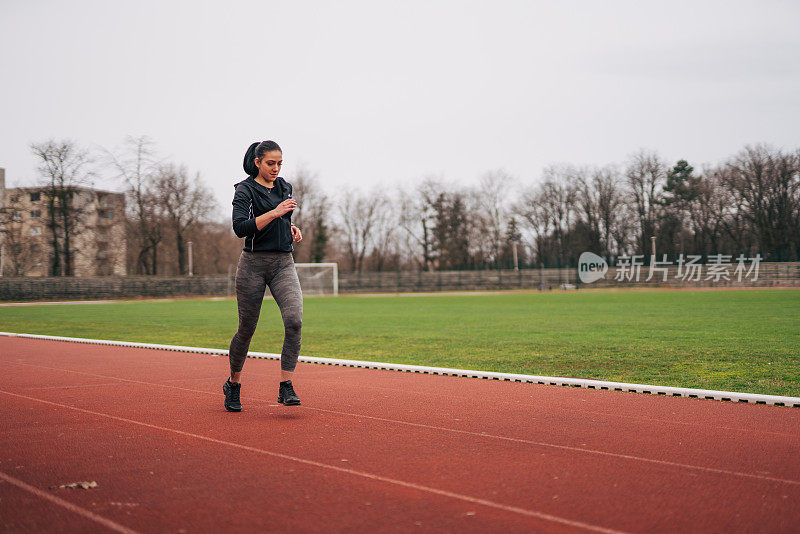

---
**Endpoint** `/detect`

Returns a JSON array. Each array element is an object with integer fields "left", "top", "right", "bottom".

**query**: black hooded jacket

[{"left": 231, "top": 175, "right": 294, "bottom": 252}]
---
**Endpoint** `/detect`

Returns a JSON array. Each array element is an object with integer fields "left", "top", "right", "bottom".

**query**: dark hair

[{"left": 243, "top": 140, "right": 282, "bottom": 176}]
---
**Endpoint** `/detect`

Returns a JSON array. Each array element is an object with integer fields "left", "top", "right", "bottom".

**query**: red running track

[{"left": 1, "top": 337, "right": 799, "bottom": 533}]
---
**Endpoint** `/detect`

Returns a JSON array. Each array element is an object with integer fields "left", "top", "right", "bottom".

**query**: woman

[{"left": 223, "top": 140, "right": 304, "bottom": 412}]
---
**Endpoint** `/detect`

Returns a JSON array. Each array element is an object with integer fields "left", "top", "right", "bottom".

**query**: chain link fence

[{"left": 1, "top": 262, "right": 798, "bottom": 301}]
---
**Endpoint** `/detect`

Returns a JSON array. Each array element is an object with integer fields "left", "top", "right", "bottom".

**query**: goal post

[{"left": 293, "top": 262, "right": 339, "bottom": 296}]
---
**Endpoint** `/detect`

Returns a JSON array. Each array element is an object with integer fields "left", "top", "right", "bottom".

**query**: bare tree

[
  {"left": 473, "top": 169, "right": 514, "bottom": 268},
  {"left": 103, "top": 135, "right": 163, "bottom": 274},
  {"left": 287, "top": 165, "right": 329, "bottom": 263},
  {"left": 151, "top": 164, "right": 216, "bottom": 275},
  {"left": 104, "top": 136, "right": 159, "bottom": 272},
  {"left": 576, "top": 165, "right": 626, "bottom": 257},
  {"left": 515, "top": 187, "right": 550, "bottom": 266},
  {"left": 680, "top": 167, "right": 731, "bottom": 255},
  {"left": 722, "top": 144, "right": 800, "bottom": 259},
  {"left": 569, "top": 166, "right": 601, "bottom": 254},
  {"left": 398, "top": 178, "right": 442, "bottom": 271},
  {"left": 184, "top": 220, "right": 241, "bottom": 275},
  {"left": 369, "top": 192, "right": 397, "bottom": 271},
  {"left": 337, "top": 189, "right": 382, "bottom": 272},
  {"left": 287, "top": 165, "right": 318, "bottom": 230},
  {"left": 540, "top": 166, "right": 578, "bottom": 265},
  {"left": 0, "top": 210, "right": 39, "bottom": 276},
  {"left": 515, "top": 167, "right": 577, "bottom": 266},
  {"left": 625, "top": 150, "right": 666, "bottom": 255},
  {"left": 31, "top": 140, "right": 94, "bottom": 276}
]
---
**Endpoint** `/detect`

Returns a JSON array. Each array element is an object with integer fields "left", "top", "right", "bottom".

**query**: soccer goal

[{"left": 294, "top": 262, "right": 339, "bottom": 296}]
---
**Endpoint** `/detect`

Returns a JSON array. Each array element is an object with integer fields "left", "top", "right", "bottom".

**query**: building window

[
  {"left": 30, "top": 192, "right": 41, "bottom": 202},
  {"left": 30, "top": 226, "right": 42, "bottom": 236},
  {"left": 10, "top": 195, "right": 20, "bottom": 203},
  {"left": 30, "top": 244, "right": 41, "bottom": 254},
  {"left": 11, "top": 211, "right": 22, "bottom": 221},
  {"left": 99, "top": 209, "right": 114, "bottom": 220},
  {"left": 30, "top": 210, "right": 41, "bottom": 218}
]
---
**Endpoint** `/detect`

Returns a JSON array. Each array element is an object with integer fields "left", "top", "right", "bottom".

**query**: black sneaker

[
  {"left": 223, "top": 379, "right": 242, "bottom": 412},
  {"left": 278, "top": 380, "right": 301, "bottom": 406}
]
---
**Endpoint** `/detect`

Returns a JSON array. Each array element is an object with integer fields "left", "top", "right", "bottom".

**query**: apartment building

[{"left": 0, "top": 168, "right": 126, "bottom": 277}]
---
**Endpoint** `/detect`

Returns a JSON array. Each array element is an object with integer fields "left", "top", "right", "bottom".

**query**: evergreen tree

[
  {"left": 432, "top": 192, "right": 470, "bottom": 269},
  {"left": 662, "top": 160, "right": 700, "bottom": 206},
  {"left": 310, "top": 217, "right": 328, "bottom": 263},
  {"left": 498, "top": 217, "right": 522, "bottom": 268}
]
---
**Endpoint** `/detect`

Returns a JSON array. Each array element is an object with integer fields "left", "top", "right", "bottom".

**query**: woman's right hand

[{"left": 272, "top": 199, "right": 297, "bottom": 217}]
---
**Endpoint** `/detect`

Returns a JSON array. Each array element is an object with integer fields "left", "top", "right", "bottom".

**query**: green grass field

[{"left": 2, "top": 289, "right": 798, "bottom": 396}]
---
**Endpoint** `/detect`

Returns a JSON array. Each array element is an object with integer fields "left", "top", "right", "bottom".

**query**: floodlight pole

[
  {"left": 651, "top": 236, "right": 656, "bottom": 260},
  {"left": 512, "top": 242, "right": 519, "bottom": 271},
  {"left": 187, "top": 241, "right": 193, "bottom": 277},
  {"left": 227, "top": 264, "right": 233, "bottom": 298}
]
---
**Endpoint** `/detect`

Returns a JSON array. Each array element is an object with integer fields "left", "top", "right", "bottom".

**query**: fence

[
  {"left": 0, "top": 262, "right": 798, "bottom": 301},
  {"left": 339, "top": 269, "right": 576, "bottom": 293},
  {"left": 590, "top": 261, "right": 800, "bottom": 289},
  {"left": 0, "top": 275, "right": 234, "bottom": 301},
  {"left": 339, "top": 262, "right": 800, "bottom": 292}
]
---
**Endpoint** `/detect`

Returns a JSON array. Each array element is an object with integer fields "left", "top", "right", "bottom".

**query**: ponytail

[
  {"left": 242, "top": 140, "right": 282, "bottom": 177},
  {"left": 242, "top": 142, "right": 260, "bottom": 176}
]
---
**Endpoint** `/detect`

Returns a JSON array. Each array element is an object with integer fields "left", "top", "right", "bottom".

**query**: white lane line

[
  {"left": 161, "top": 377, "right": 221, "bottom": 383},
  {"left": 4, "top": 334, "right": 798, "bottom": 439},
  {"left": 296, "top": 378, "right": 798, "bottom": 437},
  {"left": 577, "top": 409, "right": 797, "bottom": 439},
  {"left": 3, "top": 331, "right": 798, "bottom": 407},
  {"left": 155, "top": 372, "right": 800, "bottom": 439},
  {"left": 27, "top": 382, "right": 120, "bottom": 391},
  {"left": 0, "top": 389, "right": 625, "bottom": 534},
  {"left": 0, "top": 470, "right": 140, "bottom": 534},
  {"left": 302, "top": 406, "right": 800, "bottom": 487},
  {"left": 3, "top": 358, "right": 798, "bottom": 487}
]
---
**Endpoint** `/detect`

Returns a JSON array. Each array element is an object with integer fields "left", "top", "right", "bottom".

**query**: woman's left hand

[{"left": 291, "top": 225, "right": 303, "bottom": 242}]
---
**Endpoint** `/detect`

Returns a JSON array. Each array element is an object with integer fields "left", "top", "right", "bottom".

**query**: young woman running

[{"left": 223, "top": 140, "right": 303, "bottom": 412}]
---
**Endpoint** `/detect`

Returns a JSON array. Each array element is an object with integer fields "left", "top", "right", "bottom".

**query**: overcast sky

[{"left": 1, "top": 0, "right": 798, "bottom": 218}]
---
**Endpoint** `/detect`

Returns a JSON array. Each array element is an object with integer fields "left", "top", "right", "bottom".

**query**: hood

[{"left": 234, "top": 175, "right": 289, "bottom": 196}]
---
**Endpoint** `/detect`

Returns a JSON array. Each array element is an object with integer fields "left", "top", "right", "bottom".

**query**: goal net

[{"left": 293, "top": 262, "right": 339, "bottom": 296}]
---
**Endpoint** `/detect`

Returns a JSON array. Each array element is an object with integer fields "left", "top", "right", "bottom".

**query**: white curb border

[{"left": 2, "top": 331, "right": 798, "bottom": 408}]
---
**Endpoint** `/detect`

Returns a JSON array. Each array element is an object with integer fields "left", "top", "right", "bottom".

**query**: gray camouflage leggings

[{"left": 228, "top": 251, "right": 303, "bottom": 374}]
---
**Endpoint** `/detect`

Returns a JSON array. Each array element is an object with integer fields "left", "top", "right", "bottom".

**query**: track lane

[
  {"left": 5, "top": 346, "right": 799, "bottom": 483},
  {"left": 0, "top": 391, "right": 619, "bottom": 534},
  {"left": 0, "top": 472, "right": 141, "bottom": 534},
  {"left": 1, "top": 337, "right": 799, "bottom": 533}
]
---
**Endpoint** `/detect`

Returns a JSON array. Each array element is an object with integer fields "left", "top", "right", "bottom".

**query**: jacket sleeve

[
  {"left": 232, "top": 185, "right": 258, "bottom": 238},
  {"left": 285, "top": 182, "right": 294, "bottom": 222}
]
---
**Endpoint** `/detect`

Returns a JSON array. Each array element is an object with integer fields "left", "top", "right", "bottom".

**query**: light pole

[
  {"left": 512, "top": 241, "right": 519, "bottom": 272},
  {"left": 187, "top": 241, "right": 193, "bottom": 277},
  {"left": 227, "top": 263, "right": 233, "bottom": 297}
]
